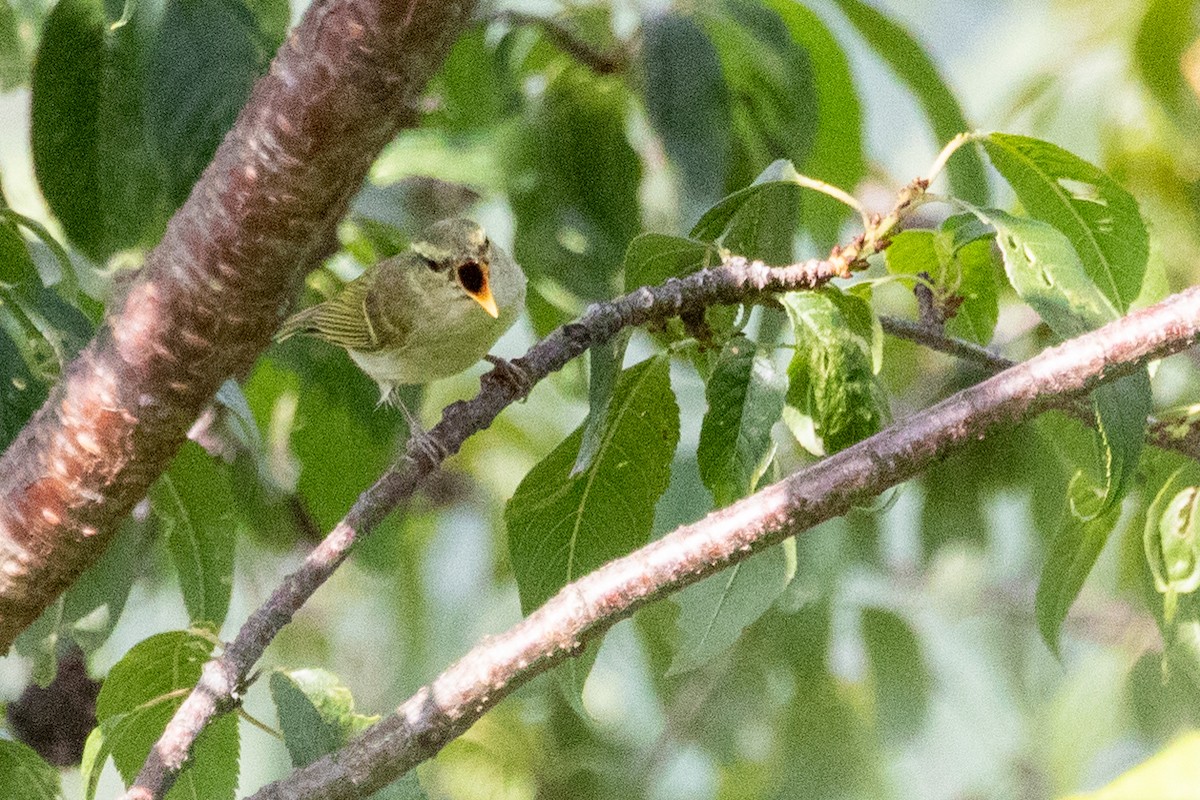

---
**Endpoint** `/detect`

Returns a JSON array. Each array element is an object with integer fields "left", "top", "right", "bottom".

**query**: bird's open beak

[{"left": 472, "top": 287, "right": 500, "bottom": 319}]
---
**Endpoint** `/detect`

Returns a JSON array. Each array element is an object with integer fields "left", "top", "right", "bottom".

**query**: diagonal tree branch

[
  {"left": 248, "top": 284, "right": 1200, "bottom": 800},
  {"left": 0, "top": 0, "right": 475, "bottom": 649}
]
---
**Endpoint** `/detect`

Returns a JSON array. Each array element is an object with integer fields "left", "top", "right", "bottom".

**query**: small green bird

[{"left": 277, "top": 218, "right": 527, "bottom": 409}]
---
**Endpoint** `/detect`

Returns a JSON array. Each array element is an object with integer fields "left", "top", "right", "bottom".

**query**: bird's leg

[
  {"left": 484, "top": 354, "right": 534, "bottom": 401},
  {"left": 382, "top": 385, "right": 448, "bottom": 465}
]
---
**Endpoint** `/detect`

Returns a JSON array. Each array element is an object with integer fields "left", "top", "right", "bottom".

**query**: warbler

[{"left": 277, "top": 218, "right": 527, "bottom": 410}]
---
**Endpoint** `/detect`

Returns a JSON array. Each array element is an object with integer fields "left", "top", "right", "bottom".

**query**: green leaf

[
  {"left": 151, "top": 442, "right": 237, "bottom": 628},
  {"left": 981, "top": 132, "right": 1148, "bottom": 312},
  {"left": 30, "top": 0, "right": 277, "bottom": 260},
  {"left": 623, "top": 233, "right": 720, "bottom": 293},
  {"left": 828, "top": 0, "right": 988, "bottom": 205},
  {"left": 1143, "top": 471, "right": 1200, "bottom": 622},
  {"left": 942, "top": 237, "right": 1000, "bottom": 345},
  {"left": 426, "top": 24, "right": 513, "bottom": 134},
  {"left": 60, "top": 515, "right": 150, "bottom": 653},
  {"left": 667, "top": 541, "right": 794, "bottom": 676},
  {"left": 84, "top": 630, "right": 239, "bottom": 800},
  {"left": 269, "top": 669, "right": 379, "bottom": 768},
  {"left": 1134, "top": 0, "right": 1200, "bottom": 129},
  {"left": 781, "top": 289, "right": 888, "bottom": 455},
  {"left": 144, "top": 0, "right": 276, "bottom": 207},
  {"left": 861, "top": 607, "right": 931, "bottom": 740},
  {"left": 0, "top": 323, "right": 49, "bottom": 452},
  {"left": 572, "top": 329, "right": 630, "bottom": 477},
  {"left": 705, "top": 0, "right": 818, "bottom": 193},
  {"left": 690, "top": 158, "right": 804, "bottom": 257},
  {"left": 971, "top": 207, "right": 1150, "bottom": 517},
  {"left": 29, "top": 0, "right": 108, "bottom": 258},
  {"left": 506, "top": 355, "right": 679, "bottom": 615},
  {"left": 763, "top": 0, "right": 865, "bottom": 248},
  {"left": 642, "top": 13, "right": 732, "bottom": 220},
  {"left": 973, "top": 207, "right": 1117, "bottom": 337},
  {"left": 696, "top": 336, "right": 786, "bottom": 507},
  {"left": 509, "top": 66, "right": 641, "bottom": 332},
  {"left": 0, "top": 218, "right": 40, "bottom": 287},
  {"left": 1035, "top": 499, "right": 1124, "bottom": 655},
  {"left": 1090, "top": 372, "right": 1152, "bottom": 513},
  {"left": 883, "top": 226, "right": 999, "bottom": 345},
  {"left": 0, "top": 739, "right": 61, "bottom": 799}
]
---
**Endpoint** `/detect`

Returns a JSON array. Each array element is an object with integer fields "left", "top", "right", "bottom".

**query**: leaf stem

[{"left": 926, "top": 131, "right": 982, "bottom": 189}]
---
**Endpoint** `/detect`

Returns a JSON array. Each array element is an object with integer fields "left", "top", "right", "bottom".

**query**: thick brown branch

[
  {"left": 247, "top": 286, "right": 1200, "bottom": 800},
  {"left": 123, "top": 255, "right": 844, "bottom": 799},
  {"left": 0, "top": 0, "right": 475, "bottom": 649}
]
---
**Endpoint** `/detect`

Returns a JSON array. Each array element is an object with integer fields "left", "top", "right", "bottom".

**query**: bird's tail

[{"left": 275, "top": 304, "right": 322, "bottom": 342}]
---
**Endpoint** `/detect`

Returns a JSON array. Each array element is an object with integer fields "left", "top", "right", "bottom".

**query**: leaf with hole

[{"left": 981, "top": 132, "right": 1148, "bottom": 312}]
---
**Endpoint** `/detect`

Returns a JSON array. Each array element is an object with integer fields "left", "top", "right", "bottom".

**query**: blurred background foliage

[{"left": 3, "top": 0, "right": 1200, "bottom": 797}]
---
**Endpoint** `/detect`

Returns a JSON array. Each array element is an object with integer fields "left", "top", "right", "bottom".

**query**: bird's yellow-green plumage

[{"left": 277, "top": 218, "right": 526, "bottom": 403}]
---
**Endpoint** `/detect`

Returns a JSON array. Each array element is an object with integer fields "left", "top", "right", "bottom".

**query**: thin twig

[
  {"left": 247, "top": 287, "right": 1200, "bottom": 800},
  {"left": 880, "top": 315, "right": 1012, "bottom": 370},
  {"left": 497, "top": 11, "right": 627, "bottom": 74},
  {"left": 880, "top": 314, "right": 1200, "bottom": 461}
]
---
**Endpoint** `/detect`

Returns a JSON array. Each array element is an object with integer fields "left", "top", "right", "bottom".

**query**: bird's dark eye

[{"left": 457, "top": 260, "right": 485, "bottom": 294}]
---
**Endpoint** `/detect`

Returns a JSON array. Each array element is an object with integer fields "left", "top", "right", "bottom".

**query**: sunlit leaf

[
  {"left": 506, "top": 355, "right": 679, "bottom": 614},
  {"left": 981, "top": 132, "right": 1148, "bottom": 312},
  {"left": 1064, "top": 732, "right": 1200, "bottom": 800}
]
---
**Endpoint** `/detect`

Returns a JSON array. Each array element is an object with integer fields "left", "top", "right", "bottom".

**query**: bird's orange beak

[{"left": 472, "top": 286, "right": 500, "bottom": 319}]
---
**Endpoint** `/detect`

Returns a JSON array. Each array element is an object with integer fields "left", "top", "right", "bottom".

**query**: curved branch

[
  {"left": 0, "top": 0, "right": 475, "bottom": 649},
  {"left": 248, "top": 285, "right": 1200, "bottom": 800}
]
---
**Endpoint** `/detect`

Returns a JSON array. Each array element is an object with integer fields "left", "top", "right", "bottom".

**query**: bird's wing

[{"left": 277, "top": 275, "right": 381, "bottom": 351}]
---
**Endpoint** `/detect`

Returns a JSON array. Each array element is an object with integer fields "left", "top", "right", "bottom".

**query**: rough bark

[{"left": 0, "top": 0, "right": 475, "bottom": 650}]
